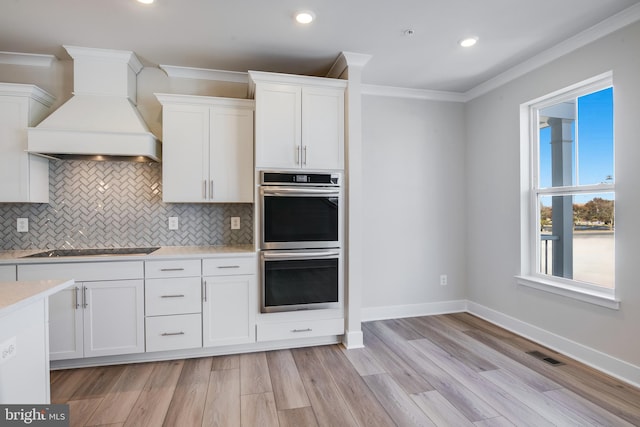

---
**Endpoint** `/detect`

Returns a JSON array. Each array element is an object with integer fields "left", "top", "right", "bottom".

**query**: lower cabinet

[
  {"left": 0, "top": 265, "right": 16, "bottom": 281},
  {"left": 202, "top": 275, "right": 256, "bottom": 346},
  {"left": 202, "top": 256, "right": 257, "bottom": 347},
  {"left": 256, "top": 317, "right": 344, "bottom": 342},
  {"left": 49, "top": 280, "right": 145, "bottom": 360},
  {"left": 18, "top": 261, "right": 145, "bottom": 361},
  {"left": 145, "top": 313, "right": 202, "bottom": 352}
]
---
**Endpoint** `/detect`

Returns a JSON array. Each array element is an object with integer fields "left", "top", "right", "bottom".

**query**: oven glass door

[
  {"left": 261, "top": 187, "right": 340, "bottom": 249},
  {"left": 261, "top": 250, "right": 340, "bottom": 312}
]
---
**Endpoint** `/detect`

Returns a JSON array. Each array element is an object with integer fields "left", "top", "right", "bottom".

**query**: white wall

[
  {"left": 465, "top": 21, "right": 640, "bottom": 370},
  {"left": 361, "top": 95, "right": 467, "bottom": 318}
]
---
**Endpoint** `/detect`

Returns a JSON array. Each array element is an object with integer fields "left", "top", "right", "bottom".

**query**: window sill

[{"left": 515, "top": 275, "right": 620, "bottom": 310}]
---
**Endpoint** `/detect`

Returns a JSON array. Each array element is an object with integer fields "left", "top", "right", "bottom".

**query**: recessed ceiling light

[
  {"left": 295, "top": 11, "right": 315, "bottom": 24},
  {"left": 137, "top": 0, "right": 154, "bottom": 4},
  {"left": 459, "top": 37, "right": 478, "bottom": 47}
]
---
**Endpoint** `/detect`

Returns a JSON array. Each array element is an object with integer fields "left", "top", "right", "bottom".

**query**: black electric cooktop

[{"left": 24, "top": 247, "right": 160, "bottom": 258}]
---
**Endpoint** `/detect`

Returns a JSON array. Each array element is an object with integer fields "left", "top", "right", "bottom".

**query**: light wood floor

[{"left": 50, "top": 313, "right": 640, "bottom": 426}]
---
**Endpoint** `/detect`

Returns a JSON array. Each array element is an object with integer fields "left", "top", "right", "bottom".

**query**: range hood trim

[{"left": 28, "top": 127, "right": 161, "bottom": 162}]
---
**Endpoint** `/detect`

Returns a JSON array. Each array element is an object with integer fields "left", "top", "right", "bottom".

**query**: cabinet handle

[
  {"left": 217, "top": 265, "right": 240, "bottom": 269},
  {"left": 160, "top": 268, "right": 185, "bottom": 272},
  {"left": 210, "top": 180, "right": 214, "bottom": 199},
  {"left": 202, "top": 280, "right": 207, "bottom": 302},
  {"left": 160, "top": 294, "right": 185, "bottom": 298},
  {"left": 296, "top": 145, "right": 301, "bottom": 164},
  {"left": 291, "top": 328, "right": 312, "bottom": 333},
  {"left": 74, "top": 286, "right": 80, "bottom": 309},
  {"left": 82, "top": 286, "right": 88, "bottom": 309},
  {"left": 161, "top": 332, "right": 185, "bottom": 336},
  {"left": 303, "top": 145, "right": 308, "bottom": 165},
  {"left": 203, "top": 180, "right": 207, "bottom": 199}
]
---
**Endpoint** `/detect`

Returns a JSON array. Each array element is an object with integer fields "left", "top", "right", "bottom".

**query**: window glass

[
  {"left": 538, "top": 193, "right": 614, "bottom": 288},
  {"left": 534, "top": 84, "right": 614, "bottom": 290}
]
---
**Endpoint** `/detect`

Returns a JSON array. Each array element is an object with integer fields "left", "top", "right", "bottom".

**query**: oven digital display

[{"left": 294, "top": 175, "right": 308, "bottom": 183}]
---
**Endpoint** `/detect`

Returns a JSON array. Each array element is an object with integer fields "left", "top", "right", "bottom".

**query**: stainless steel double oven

[{"left": 259, "top": 171, "right": 342, "bottom": 313}]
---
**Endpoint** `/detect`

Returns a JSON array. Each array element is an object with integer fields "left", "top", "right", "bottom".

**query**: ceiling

[{"left": 1, "top": 0, "right": 639, "bottom": 93}]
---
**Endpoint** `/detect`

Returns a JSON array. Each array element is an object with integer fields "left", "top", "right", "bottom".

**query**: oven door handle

[
  {"left": 261, "top": 187, "right": 340, "bottom": 196},
  {"left": 263, "top": 250, "right": 340, "bottom": 260}
]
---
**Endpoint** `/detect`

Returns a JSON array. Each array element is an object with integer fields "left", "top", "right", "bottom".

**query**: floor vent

[{"left": 526, "top": 350, "right": 565, "bottom": 366}]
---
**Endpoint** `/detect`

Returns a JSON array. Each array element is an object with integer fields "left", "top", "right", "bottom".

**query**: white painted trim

[
  {"left": 0, "top": 51, "right": 57, "bottom": 68},
  {"left": 343, "top": 329, "right": 364, "bottom": 349},
  {"left": 159, "top": 64, "right": 249, "bottom": 83},
  {"left": 516, "top": 275, "right": 619, "bottom": 310},
  {"left": 361, "top": 300, "right": 467, "bottom": 322},
  {"left": 362, "top": 84, "right": 466, "bottom": 103},
  {"left": 464, "top": 3, "right": 640, "bottom": 101},
  {"left": 467, "top": 301, "right": 640, "bottom": 388},
  {"left": 327, "top": 52, "right": 373, "bottom": 79}
]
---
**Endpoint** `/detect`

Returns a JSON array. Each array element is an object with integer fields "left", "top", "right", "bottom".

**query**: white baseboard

[
  {"left": 343, "top": 329, "right": 364, "bottom": 349},
  {"left": 467, "top": 301, "right": 640, "bottom": 388},
  {"left": 361, "top": 300, "right": 467, "bottom": 322}
]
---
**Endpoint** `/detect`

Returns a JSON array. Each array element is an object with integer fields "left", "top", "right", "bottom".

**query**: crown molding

[
  {"left": 362, "top": 84, "right": 466, "bottom": 103},
  {"left": 464, "top": 3, "right": 640, "bottom": 101},
  {"left": 327, "top": 52, "right": 372, "bottom": 79},
  {"left": 0, "top": 51, "right": 56, "bottom": 67},
  {"left": 159, "top": 65, "right": 249, "bottom": 83}
]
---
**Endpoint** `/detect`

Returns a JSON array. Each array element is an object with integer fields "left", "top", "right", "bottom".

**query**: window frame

[{"left": 517, "top": 72, "right": 619, "bottom": 309}]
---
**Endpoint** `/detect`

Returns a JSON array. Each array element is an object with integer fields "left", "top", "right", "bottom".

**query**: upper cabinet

[
  {"left": 156, "top": 94, "right": 254, "bottom": 203},
  {"left": 249, "top": 71, "right": 346, "bottom": 171},
  {"left": 0, "top": 83, "right": 54, "bottom": 203}
]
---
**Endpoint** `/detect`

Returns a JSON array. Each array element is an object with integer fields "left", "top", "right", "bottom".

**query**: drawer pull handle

[
  {"left": 160, "top": 268, "right": 185, "bottom": 272},
  {"left": 160, "top": 294, "right": 185, "bottom": 298},
  {"left": 217, "top": 265, "right": 240, "bottom": 269},
  {"left": 161, "top": 332, "right": 185, "bottom": 336},
  {"left": 291, "top": 328, "right": 312, "bottom": 333}
]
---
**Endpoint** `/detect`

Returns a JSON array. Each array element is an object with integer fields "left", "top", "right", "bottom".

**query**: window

[{"left": 518, "top": 73, "right": 618, "bottom": 309}]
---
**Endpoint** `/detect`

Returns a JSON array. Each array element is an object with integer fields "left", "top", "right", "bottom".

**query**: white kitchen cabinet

[
  {"left": 18, "top": 262, "right": 145, "bottom": 360},
  {"left": 0, "top": 265, "right": 16, "bottom": 281},
  {"left": 0, "top": 83, "right": 54, "bottom": 203},
  {"left": 156, "top": 94, "right": 254, "bottom": 203},
  {"left": 249, "top": 71, "right": 346, "bottom": 170},
  {"left": 144, "top": 259, "right": 203, "bottom": 352},
  {"left": 202, "top": 256, "right": 256, "bottom": 347},
  {"left": 82, "top": 280, "right": 144, "bottom": 358}
]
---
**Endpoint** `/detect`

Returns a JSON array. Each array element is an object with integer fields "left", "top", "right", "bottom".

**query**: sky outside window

[{"left": 539, "top": 87, "right": 614, "bottom": 193}]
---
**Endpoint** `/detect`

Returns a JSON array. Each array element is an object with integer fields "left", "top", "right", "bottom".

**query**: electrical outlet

[
  {"left": 168, "top": 217, "right": 179, "bottom": 230},
  {"left": 231, "top": 217, "right": 241, "bottom": 230},
  {"left": 17, "top": 218, "right": 28, "bottom": 233},
  {"left": 440, "top": 274, "right": 448, "bottom": 286}
]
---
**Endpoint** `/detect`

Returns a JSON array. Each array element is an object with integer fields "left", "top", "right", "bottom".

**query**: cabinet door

[
  {"left": 302, "top": 86, "right": 345, "bottom": 170},
  {"left": 48, "top": 285, "right": 84, "bottom": 360},
  {"left": 254, "top": 83, "right": 301, "bottom": 169},
  {"left": 0, "top": 95, "right": 49, "bottom": 203},
  {"left": 0, "top": 265, "right": 16, "bottom": 281},
  {"left": 83, "top": 280, "right": 145, "bottom": 357},
  {"left": 202, "top": 275, "right": 256, "bottom": 347},
  {"left": 210, "top": 105, "right": 254, "bottom": 202},
  {"left": 162, "top": 104, "right": 209, "bottom": 202}
]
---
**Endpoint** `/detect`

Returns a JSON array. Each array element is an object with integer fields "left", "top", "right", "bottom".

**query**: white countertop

[
  {"left": 0, "top": 245, "right": 257, "bottom": 264},
  {"left": 0, "top": 279, "right": 75, "bottom": 317}
]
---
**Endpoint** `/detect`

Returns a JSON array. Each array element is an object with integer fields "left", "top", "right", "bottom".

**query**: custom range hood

[{"left": 27, "top": 46, "right": 161, "bottom": 162}]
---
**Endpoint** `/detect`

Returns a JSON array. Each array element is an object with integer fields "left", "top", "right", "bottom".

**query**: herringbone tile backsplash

[{"left": 0, "top": 160, "right": 253, "bottom": 250}]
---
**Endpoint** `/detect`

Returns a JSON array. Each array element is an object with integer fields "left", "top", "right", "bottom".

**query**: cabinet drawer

[
  {"left": 202, "top": 257, "right": 256, "bottom": 276},
  {"left": 145, "top": 277, "right": 202, "bottom": 316},
  {"left": 145, "top": 314, "right": 202, "bottom": 352},
  {"left": 18, "top": 261, "right": 143, "bottom": 281},
  {"left": 145, "top": 259, "right": 201, "bottom": 279},
  {"left": 257, "top": 317, "right": 344, "bottom": 342}
]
